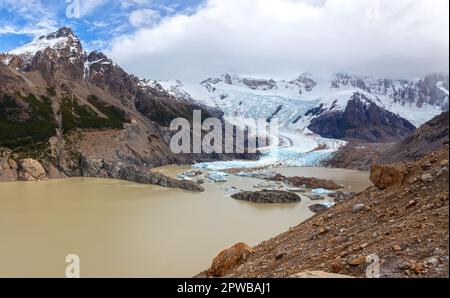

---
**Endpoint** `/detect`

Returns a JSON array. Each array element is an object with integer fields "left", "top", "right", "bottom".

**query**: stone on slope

[
  {"left": 370, "top": 164, "right": 405, "bottom": 189},
  {"left": 207, "top": 243, "right": 255, "bottom": 277}
]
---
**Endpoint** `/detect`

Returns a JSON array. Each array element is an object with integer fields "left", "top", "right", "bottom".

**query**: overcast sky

[
  {"left": 107, "top": 0, "right": 449, "bottom": 82},
  {"left": 1, "top": 0, "right": 449, "bottom": 82}
]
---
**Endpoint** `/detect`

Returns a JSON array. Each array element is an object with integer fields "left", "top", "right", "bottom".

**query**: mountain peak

[
  {"left": 38, "top": 27, "right": 76, "bottom": 41},
  {"left": 7, "top": 27, "right": 81, "bottom": 57}
]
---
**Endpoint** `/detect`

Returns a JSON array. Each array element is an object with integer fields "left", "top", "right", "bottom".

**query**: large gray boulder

[{"left": 231, "top": 190, "right": 301, "bottom": 204}]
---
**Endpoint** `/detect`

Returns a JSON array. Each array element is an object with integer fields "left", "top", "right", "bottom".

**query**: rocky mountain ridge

[
  {"left": 0, "top": 27, "right": 250, "bottom": 186},
  {"left": 324, "top": 111, "right": 449, "bottom": 170},
  {"left": 155, "top": 71, "right": 448, "bottom": 145}
]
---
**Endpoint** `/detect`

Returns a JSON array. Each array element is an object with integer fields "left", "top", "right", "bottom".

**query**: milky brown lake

[{"left": 0, "top": 167, "right": 370, "bottom": 277}]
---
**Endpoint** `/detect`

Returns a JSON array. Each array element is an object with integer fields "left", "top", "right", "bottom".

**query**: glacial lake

[{"left": 0, "top": 167, "right": 370, "bottom": 277}]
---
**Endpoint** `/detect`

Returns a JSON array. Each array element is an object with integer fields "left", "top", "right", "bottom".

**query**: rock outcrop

[
  {"left": 205, "top": 243, "right": 255, "bottom": 277},
  {"left": 308, "top": 93, "right": 416, "bottom": 143},
  {"left": 231, "top": 190, "right": 301, "bottom": 204},
  {"left": 80, "top": 157, "right": 204, "bottom": 192},
  {"left": 267, "top": 173, "right": 342, "bottom": 190},
  {"left": 17, "top": 158, "right": 46, "bottom": 181}
]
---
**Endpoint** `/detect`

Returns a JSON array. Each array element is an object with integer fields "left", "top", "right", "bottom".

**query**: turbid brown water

[{"left": 0, "top": 167, "right": 370, "bottom": 277}]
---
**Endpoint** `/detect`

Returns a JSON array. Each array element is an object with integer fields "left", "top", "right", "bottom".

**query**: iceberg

[
  {"left": 206, "top": 171, "right": 229, "bottom": 183},
  {"left": 312, "top": 188, "right": 335, "bottom": 195}
]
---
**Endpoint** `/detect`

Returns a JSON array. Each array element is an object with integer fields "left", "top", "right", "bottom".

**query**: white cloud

[
  {"left": 79, "top": 0, "right": 110, "bottom": 17},
  {"left": 129, "top": 9, "right": 161, "bottom": 27},
  {"left": 120, "top": 0, "right": 153, "bottom": 9},
  {"left": 107, "top": 0, "right": 449, "bottom": 82},
  {"left": 0, "top": 0, "right": 58, "bottom": 38}
]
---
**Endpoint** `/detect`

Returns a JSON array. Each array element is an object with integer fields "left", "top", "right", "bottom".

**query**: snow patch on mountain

[{"left": 9, "top": 36, "right": 69, "bottom": 57}]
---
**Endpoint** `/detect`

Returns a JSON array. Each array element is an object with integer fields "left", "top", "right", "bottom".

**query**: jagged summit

[
  {"left": 40, "top": 27, "right": 76, "bottom": 39},
  {"left": 7, "top": 27, "right": 82, "bottom": 58}
]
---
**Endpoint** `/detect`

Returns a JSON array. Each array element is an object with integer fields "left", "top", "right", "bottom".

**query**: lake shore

[{"left": 0, "top": 165, "right": 370, "bottom": 277}]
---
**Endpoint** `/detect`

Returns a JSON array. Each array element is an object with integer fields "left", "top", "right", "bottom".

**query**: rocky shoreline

[
  {"left": 198, "top": 146, "right": 449, "bottom": 278},
  {"left": 0, "top": 150, "right": 204, "bottom": 192}
]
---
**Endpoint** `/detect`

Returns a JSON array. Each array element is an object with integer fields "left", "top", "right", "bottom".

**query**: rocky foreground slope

[{"left": 200, "top": 146, "right": 449, "bottom": 278}]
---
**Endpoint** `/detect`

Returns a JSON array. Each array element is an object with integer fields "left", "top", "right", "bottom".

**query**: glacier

[{"left": 143, "top": 73, "right": 447, "bottom": 170}]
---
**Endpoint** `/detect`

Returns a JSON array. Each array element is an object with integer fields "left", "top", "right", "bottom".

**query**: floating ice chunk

[
  {"left": 312, "top": 188, "right": 335, "bottom": 195},
  {"left": 253, "top": 182, "right": 278, "bottom": 189},
  {"left": 177, "top": 170, "right": 202, "bottom": 180},
  {"left": 308, "top": 194, "right": 325, "bottom": 201},
  {"left": 207, "top": 171, "right": 228, "bottom": 182},
  {"left": 220, "top": 186, "right": 239, "bottom": 192}
]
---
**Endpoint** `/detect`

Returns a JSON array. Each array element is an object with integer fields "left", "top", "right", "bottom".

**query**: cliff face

[{"left": 307, "top": 94, "right": 417, "bottom": 143}]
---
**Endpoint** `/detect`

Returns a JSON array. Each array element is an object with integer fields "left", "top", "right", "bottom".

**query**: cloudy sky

[{"left": 0, "top": 0, "right": 448, "bottom": 82}]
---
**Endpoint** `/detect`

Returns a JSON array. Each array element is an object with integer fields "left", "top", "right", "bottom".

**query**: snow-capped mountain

[
  {"left": 152, "top": 72, "right": 448, "bottom": 131},
  {"left": 1, "top": 27, "right": 83, "bottom": 71},
  {"left": 142, "top": 72, "right": 448, "bottom": 169},
  {"left": 1, "top": 27, "right": 244, "bottom": 178}
]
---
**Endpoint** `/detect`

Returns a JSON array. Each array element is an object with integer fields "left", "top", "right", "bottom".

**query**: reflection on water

[{"left": 0, "top": 167, "right": 370, "bottom": 277}]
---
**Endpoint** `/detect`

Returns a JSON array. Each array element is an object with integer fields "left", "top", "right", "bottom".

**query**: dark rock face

[
  {"left": 267, "top": 173, "right": 342, "bottom": 190},
  {"left": 308, "top": 93, "right": 416, "bottom": 143},
  {"left": 80, "top": 156, "right": 204, "bottom": 192},
  {"left": 378, "top": 111, "right": 449, "bottom": 164},
  {"left": 231, "top": 190, "right": 301, "bottom": 204}
]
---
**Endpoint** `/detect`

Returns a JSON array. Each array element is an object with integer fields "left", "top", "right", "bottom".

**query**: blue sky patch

[{"left": 0, "top": 0, "right": 205, "bottom": 53}]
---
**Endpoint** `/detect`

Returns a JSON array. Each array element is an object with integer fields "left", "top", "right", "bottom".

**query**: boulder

[
  {"left": 309, "top": 203, "right": 332, "bottom": 213},
  {"left": 207, "top": 243, "right": 255, "bottom": 277},
  {"left": 352, "top": 203, "right": 366, "bottom": 214},
  {"left": 231, "top": 190, "right": 301, "bottom": 204},
  {"left": 331, "top": 191, "right": 356, "bottom": 203},
  {"left": 370, "top": 164, "right": 405, "bottom": 189},
  {"left": 18, "top": 158, "right": 46, "bottom": 181}
]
